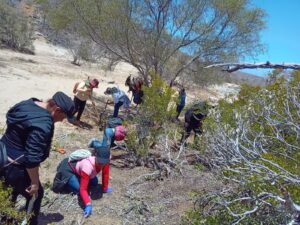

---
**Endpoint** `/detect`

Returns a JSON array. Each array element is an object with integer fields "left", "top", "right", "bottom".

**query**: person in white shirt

[
  {"left": 104, "top": 87, "right": 130, "bottom": 117},
  {"left": 72, "top": 78, "right": 99, "bottom": 124}
]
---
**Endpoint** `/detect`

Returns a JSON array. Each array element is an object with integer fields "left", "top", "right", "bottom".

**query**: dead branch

[{"left": 205, "top": 62, "right": 300, "bottom": 72}]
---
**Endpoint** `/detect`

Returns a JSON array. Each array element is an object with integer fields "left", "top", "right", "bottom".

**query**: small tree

[
  {"left": 38, "top": 0, "right": 266, "bottom": 85},
  {"left": 0, "top": 1, "right": 34, "bottom": 53},
  {"left": 126, "top": 72, "right": 177, "bottom": 156}
]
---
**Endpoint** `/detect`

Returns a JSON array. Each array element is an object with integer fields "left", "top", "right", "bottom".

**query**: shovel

[
  {"left": 98, "top": 100, "right": 110, "bottom": 130},
  {"left": 21, "top": 194, "right": 37, "bottom": 225}
]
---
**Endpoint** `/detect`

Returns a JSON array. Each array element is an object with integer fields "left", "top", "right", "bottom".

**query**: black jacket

[{"left": 1, "top": 98, "right": 54, "bottom": 168}]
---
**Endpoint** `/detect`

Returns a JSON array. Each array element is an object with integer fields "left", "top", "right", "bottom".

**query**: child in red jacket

[{"left": 67, "top": 141, "right": 112, "bottom": 218}]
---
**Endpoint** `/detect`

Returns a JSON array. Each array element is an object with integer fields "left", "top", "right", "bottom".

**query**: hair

[
  {"left": 46, "top": 99, "right": 62, "bottom": 113},
  {"left": 46, "top": 99, "right": 56, "bottom": 108}
]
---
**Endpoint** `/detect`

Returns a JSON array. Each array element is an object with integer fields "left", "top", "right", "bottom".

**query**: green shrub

[
  {"left": 126, "top": 72, "right": 177, "bottom": 156},
  {"left": 0, "top": 181, "right": 26, "bottom": 224},
  {"left": 184, "top": 70, "right": 300, "bottom": 224}
]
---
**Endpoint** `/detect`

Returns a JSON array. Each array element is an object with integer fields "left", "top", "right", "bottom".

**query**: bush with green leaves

[
  {"left": 183, "top": 71, "right": 300, "bottom": 224},
  {"left": 0, "top": 181, "right": 26, "bottom": 224},
  {"left": 0, "top": 1, "right": 34, "bottom": 53},
  {"left": 126, "top": 73, "right": 178, "bottom": 156}
]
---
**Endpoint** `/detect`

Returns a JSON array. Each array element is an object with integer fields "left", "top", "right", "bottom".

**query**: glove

[
  {"left": 103, "top": 187, "right": 113, "bottom": 193},
  {"left": 84, "top": 204, "right": 92, "bottom": 218}
]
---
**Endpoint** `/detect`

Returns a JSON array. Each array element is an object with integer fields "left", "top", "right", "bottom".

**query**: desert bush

[
  {"left": 126, "top": 72, "right": 178, "bottom": 156},
  {"left": 183, "top": 71, "right": 300, "bottom": 224},
  {"left": 0, "top": 1, "right": 34, "bottom": 53},
  {"left": 0, "top": 181, "right": 26, "bottom": 224}
]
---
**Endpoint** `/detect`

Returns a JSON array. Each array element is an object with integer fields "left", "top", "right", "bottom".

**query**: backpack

[
  {"left": 185, "top": 101, "right": 209, "bottom": 122},
  {"left": 68, "top": 149, "right": 92, "bottom": 162},
  {"left": 73, "top": 82, "right": 80, "bottom": 94},
  {"left": 192, "top": 101, "right": 209, "bottom": 118},
  {"left": 107, "top": 117, "right": 123, "bottom": 128}
]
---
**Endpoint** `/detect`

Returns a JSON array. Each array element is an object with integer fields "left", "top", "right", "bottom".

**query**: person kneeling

[{"left": 53, "top": 140, "right": 112, "bottom": 218}]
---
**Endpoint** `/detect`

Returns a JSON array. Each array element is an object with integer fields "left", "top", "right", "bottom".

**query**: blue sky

[{"left": 243, "top": 0, "right": 300, "bottom": 76}]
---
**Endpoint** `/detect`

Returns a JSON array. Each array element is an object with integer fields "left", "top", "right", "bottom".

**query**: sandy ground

[{"left": 0, "top": 36, "right": 137, "bottom": 125}]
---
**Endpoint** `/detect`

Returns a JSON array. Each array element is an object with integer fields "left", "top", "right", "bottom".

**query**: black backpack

[{"left": 185, "top": 101, "right": 209, "bottom": 122}]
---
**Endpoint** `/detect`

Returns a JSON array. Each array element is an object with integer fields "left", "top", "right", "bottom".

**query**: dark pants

[
  {"left": 73, "top": 97, "right": 86, "bottom": 121},
  {"left": 180, "top": 123, "right": 202, "bottom": 145},
  {"left": 3, "top": 164, "right": 44, "bottom": 225},
  {"left": 113, "top": 101, "right": 123, "bottom": 117},
  {"left": 176, "top": 105, "right": 185, "bottom": 119}
]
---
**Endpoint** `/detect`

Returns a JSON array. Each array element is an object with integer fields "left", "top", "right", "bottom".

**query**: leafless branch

[{"left": 205, "top": 62, "right": 300, "bottom": 72}]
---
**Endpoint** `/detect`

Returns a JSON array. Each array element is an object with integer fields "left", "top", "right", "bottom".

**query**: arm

[
  {"left": 79, "top": 171, "right": 91, "bottom": 206},
  {"left": 25, "top": 127, "right": 51, "bottom": 194},
  {"left": 26, "top": 166, "right": 39, "bottom": 195},
  {"left": 101, "top": 164, "right": 110, "bottom": 192},
  {"left": 75, "top": 82, "right": 87, "bottom": 93}
]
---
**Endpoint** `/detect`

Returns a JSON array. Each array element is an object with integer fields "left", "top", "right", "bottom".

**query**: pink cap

[
  {"left": 90, "top": 78, "right": 99, "bottom": 88},
  {"left": 114, "top": 125, "right": 127, "bottom": 141}
]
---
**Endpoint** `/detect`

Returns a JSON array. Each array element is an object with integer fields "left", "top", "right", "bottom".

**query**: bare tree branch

[{"left": 205, "top": 62, "right": 300, "bottom": 72}]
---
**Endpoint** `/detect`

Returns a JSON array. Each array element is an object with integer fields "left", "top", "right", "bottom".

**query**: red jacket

[{"left": 75, "top": 157, "right": 109, "bottom": 205}]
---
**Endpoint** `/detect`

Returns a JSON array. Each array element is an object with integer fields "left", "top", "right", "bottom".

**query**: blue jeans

[
  {"left": 102, "top": 127, "right": 114, "bottom": 147},
  {"left": 67, "top": 175, "right": 98, "bottom": 194}
]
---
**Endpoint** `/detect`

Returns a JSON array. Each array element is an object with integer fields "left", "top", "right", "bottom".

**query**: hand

[
  {"left": 84, "top": 204, "right": 93, "bottom": 218},
  {"left": 26, "top": 184, "right": 39, "bottom": 196},
  {"left": 103, "top": 187, "right": 113, "bottom": 193}
]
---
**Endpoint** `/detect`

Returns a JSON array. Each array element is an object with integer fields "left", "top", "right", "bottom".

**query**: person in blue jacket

[{"left": 0, "top": 91, "right": 74, "bottom": 225}]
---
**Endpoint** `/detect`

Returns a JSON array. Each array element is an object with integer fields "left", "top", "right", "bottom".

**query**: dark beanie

[{"left": 52, "top": 91, "right": 75, "bottom": 118}]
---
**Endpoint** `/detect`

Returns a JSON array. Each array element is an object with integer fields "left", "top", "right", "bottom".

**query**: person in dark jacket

[
  {"left": 0, "top": 91, "right": 74, "bottom": 225},
  {"left": 180, "top": 101, "right": 208, "bottom": 145}
]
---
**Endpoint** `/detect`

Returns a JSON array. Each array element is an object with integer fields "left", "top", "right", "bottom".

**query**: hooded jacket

[{"left": 1, "top": 98, "right": 54, "bottom": 168}]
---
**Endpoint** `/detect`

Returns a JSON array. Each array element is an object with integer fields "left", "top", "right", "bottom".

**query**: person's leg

[
  {"left": 113, "top": 101, "right": 123, "bottom": 117},
  {"left": 73, "top": 97, "right": 80, "bottom": 116},
  {"left": 176, "top": 105, "right": 184, "bottom": 119},
  {"left": 193, "top": 124, "right": 203, "bottom": 145},
  {"left": 76, "top": 100, "right": 86, "bottom": 121},
  {"left": 180, "top": 125, "right": 192, "bottom": 145},
  {"left": 67, "top": 174, "right": 80, "bottom": 194}
]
